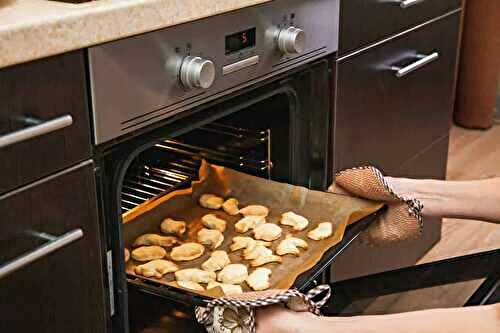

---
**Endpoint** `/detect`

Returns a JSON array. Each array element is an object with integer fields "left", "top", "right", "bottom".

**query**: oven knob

[
  {"left": 179, "top": 56, "right": 216, "bottom": 89},
  {"left": 277, "top": 26, "right": 305, "bottom": 54}
]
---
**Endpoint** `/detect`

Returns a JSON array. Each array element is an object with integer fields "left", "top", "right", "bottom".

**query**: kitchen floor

[{"left": 356, "top": 123, "right": 500, "bottom": 315}]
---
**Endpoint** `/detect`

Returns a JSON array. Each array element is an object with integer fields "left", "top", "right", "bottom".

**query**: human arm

[
  {"left": 386, "top": 177, "right": 500, "bottom": 223},
  {"left": 256, "top": 303, "right": 500, "bottom": 333},
  {"left": 329, "top": 167, "right": 500, "bottom": 244}
]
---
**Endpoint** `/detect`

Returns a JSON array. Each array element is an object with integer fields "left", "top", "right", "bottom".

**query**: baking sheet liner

[{"left": 123, "top": 161, "right": 383, "bottom": 298}]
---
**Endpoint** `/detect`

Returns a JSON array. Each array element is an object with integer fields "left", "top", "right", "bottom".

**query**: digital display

[{"left": 225, "top": 28, "right": 256, "bottom": 55}]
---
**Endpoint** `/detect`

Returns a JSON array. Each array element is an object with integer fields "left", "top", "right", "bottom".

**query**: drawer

[
  {"left": 0, "top": 51, "right": 92, "bottom": 194},
  {"left": 334, "top": 13, "right": 460, "bottom": 175},
  {"left": 0, "top": 161, "right": 106, "bottom": 332},
  {"left": 339, "top": 0, "right": 462, "bottom": 55}
]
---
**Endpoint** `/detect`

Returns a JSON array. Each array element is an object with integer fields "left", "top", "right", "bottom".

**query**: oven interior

[
  {"left": 99, "top": 58, "right": 332, "bottom": 333},
  {"left": 120, "top": 93, "right": 293, "bottom": 216}
]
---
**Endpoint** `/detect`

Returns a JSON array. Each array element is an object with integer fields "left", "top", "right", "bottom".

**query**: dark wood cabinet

[
  {"left": 334, "top": 12, "right": 460, "bottom": 176},
  {"left": 0, "top": 161, "right": 107, "bottom": 333},
  {"left": 339, "top": 0, "right": 462, "bottom": 55},
  {"left": 333, "top": 135, "right": 450, "bottom": 281},
  {"left": 332, "top": 10, "right": 461, "bottom": 279},
  {"left": 0, "top": 51, "right": 92, "bottom": 195}
]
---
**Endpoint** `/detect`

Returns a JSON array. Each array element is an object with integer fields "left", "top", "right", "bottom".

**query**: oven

[{"left": 88, "top": 0, "right": 344, "bottom": 332}]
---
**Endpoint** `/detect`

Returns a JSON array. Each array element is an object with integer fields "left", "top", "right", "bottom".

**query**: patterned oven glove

[
  {"left": 195, "top": 285, "right": 331, "bottom": 333},
  {"left": 329, "top": 166, "right": 424, "bottom": 245}
]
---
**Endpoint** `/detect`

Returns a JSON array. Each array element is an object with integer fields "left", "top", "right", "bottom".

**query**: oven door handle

[
  {"left": 399, "top": 0, "right": 426, "bottom": 9},
  {"left": 391, "top": 52, "right": 439, "bottom": 78},
  {"left": 0, "top": 229, "right": 83, "bottom": 279},
  {"left": 0, "top": 114, "right": 73, "bottom": 149}
]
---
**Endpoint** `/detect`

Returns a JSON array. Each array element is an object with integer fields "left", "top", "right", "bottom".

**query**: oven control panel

[{"left": 89, "top": 0, "right": 339, "bottom": 144}]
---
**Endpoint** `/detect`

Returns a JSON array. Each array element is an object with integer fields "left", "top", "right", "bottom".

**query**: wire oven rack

[{"left": 121, "top": 123, "right": 272, "bottom": 213}]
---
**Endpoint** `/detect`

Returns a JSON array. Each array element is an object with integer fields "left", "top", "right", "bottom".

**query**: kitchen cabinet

[
  {"left": 332, "top": 10, "right": 461, "bottom": 279},
  {"left": 0, "top": 161, "right": 107, "bottom": 332},
  {"left": 334, "top": 13, "right": 460, "bottom": 175},
  {"left": 339, "top": 0, "right": 462, "bottom": 55},
  {"left": 0, "top": 51, "right": 92, "bottom": 195},
  {"left": 333, "top": 135, "right": 450, "bottom": 280}
]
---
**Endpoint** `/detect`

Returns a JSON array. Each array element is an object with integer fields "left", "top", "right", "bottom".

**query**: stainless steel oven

[{"left": 88, "top": 0, "right": 342, "bottom": 332}]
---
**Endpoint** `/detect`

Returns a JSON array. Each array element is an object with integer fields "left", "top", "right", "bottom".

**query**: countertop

[{"left": 0, "top": 0, "right": 271, "bottom": 69}]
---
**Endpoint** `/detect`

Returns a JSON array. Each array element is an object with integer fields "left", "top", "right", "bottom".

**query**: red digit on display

[{"left": 242, "top": 32, "right": 248, "bottom": 44}]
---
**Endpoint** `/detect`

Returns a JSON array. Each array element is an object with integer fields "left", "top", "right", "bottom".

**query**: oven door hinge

[{"left": 106, "top": 250, "right": 116, "bottom": 317}]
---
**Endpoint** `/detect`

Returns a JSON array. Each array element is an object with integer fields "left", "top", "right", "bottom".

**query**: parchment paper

[{"left": 123, "top": 161, "right": 383, "bottom": 298}]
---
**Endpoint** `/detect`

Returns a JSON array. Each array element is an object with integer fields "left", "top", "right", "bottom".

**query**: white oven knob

[
  {"left": 277, "top": 26, "right": 305, "bottom": 54},
  {"left": 179, "top": 56, "right": 215, "bottom": 89}
]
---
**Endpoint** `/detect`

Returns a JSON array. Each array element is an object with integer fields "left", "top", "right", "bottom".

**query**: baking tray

[{"left": 123, "top": 161, "right": 384, "bottom": 299}]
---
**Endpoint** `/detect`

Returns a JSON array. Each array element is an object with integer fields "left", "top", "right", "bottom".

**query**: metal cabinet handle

[
  {"left": 391, "top": 52, "right": 439, "bottom": 78},
  {"left": 0, "top": 114, "right": 73, "bottom": 149},
  {"left": 400, "top": 0, "right": 425, "bottom": 9},
  {"left": 0, "top": 229, "right": 83, "bottom": 279}
]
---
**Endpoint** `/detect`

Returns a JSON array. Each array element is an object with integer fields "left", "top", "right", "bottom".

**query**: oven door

[{"left": 96, "top": 58, "right": 335, "bottom": 333}]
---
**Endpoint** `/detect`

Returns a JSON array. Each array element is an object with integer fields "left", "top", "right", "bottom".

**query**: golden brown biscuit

[
  {"left": 175, "top": 268, "right": 216, "bottom": 283},
  {"left": 230, "top": 236, "right": 256, "bottom": 252},
  {"left": 199, "top": 194, "right": 224, "bottom": 209},
  {"left": 250, "top": 255, "right": 282, "bottom": 267},
  {"left": 230, "top": 236, "right": 271, "bottom": 252},
  {"left": 201, "top": 250, "right": 231, "bottom": 272},
  {"left": 280, "top": 212, "right": 309, "bottom": 231},
  {"left": 234, "top": 216, "right": 265, "bottom": 233},
  {"left": 176, "top": 281, "right": 205, "bottom": 292},
  {"left": 246, "top": 268, "right": 272, "bottom": 291},
  {"left": 307, "top": 222, "right": 333, "bottom": 241},
  {"left": 160, "top": 218, "right": 187, "bottom": 237},
  {"left": 133, "top": 234, "right": 179, "bottom": 248},
  {"left": 217, "top": 264, "right": 248, "bottom": 284},
  {"left": 222, "top": 198, "right": 240, "bottom": 215},
  {"left": 276, "top": 235, "right": 308, "bottom": 256},
  {"left": 207, "top": 281, "right": 243, "bottom": 295},
  {"left": 238, "top": 205, "right": 269, "bottom": 217},
  {"left": 201, "top": 214, "right": 227, "bottom": 232},
  {"left": 253, "top": 223, "right": 282, "bottom": 241},
  {"left": 134, "top": 259, "right": 179, "bottom": 278},
  {"left": 131, "top": 246, "right": 167, "bottom": 262},
  {"left": 170, "top": 243, "right": 205, "bottom": 261},
  {"left": 197, "top": 228, "right": 224, "bottom": 250},
  {"left": 124, "top": 248, "right": 130, "bottom": 263},
  {"left": 243, "top": 245, "right": 273, "bottom": 260}
]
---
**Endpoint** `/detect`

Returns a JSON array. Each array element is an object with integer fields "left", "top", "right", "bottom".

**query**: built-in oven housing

[{"left": 87, "top": 1, "right": 341, "bottom": 331}]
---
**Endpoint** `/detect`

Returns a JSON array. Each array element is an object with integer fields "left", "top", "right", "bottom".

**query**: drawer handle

[
  {"left": 0, "top": 229, "right": 83, "bottom": 279},
  {"left": 0, "top": 114, "right": 73, "bottom": 149},
  {"left": 391, "top": 52, "right": 439, "bottom": 78},
  {"left": 400, "top": 0, "right": 425, "bottom": 9}
]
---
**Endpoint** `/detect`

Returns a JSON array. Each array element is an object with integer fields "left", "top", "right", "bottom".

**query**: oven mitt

[
  {"left": 195, "top": 285, "right": 331, "bottom": 333},
  {"left": 328, "top": 166, "right": 424, "bottom": 245}
]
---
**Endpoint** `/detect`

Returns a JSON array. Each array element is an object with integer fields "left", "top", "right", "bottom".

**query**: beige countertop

[{"left": 0, "top": 0, "right": 271, "bottom": 69}]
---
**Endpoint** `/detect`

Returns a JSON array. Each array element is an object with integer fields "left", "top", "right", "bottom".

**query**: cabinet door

[
  {"left": 334, "top": 13, "right": 460, "bottom": 176},
  {"left": 0, "top": 161, "right": 107, "bottom": 333},
  {"left": 333, "top": 136, "right": 449, "bottom": 281},
  {"left": 0, "top": 51, "right": 92, "bottom": 195},
  {"left": 339, "top": 0, "right": 462, "bottom": 55}
]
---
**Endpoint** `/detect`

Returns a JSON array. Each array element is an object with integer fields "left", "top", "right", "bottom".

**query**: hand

[{"left": 256, "top": 305, "right": 319, "bottom": 333}]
